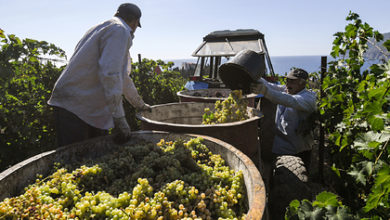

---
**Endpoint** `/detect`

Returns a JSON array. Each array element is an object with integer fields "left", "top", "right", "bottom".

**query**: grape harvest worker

[
  {"left": 48, "top": 3, "right": 150, "bottom": 146},
  {"left": 250, "top": 68, "right": 316, "bottom": 166}
]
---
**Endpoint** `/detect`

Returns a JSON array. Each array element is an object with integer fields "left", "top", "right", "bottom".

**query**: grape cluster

[
  {"left": 202, "top": 90, "right": 249, "bottom": 124},
  {"left": 0, "top": 137, "right": 248, "bottom": 219}
]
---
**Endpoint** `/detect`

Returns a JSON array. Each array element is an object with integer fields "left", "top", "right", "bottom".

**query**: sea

[
  {"left": 268, "top": 55, "right": 334, "bottom": 75},
  {"left": 165, "top": 55, "right": 335, "bottom": 75}
]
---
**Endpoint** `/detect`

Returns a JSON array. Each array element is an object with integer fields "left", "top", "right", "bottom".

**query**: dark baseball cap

[
  {"left": 285, "top": 68, "right": 308, "bottom": 80},
  {"left": 116, "top": 3, "right": 142, "bottom": 27}
]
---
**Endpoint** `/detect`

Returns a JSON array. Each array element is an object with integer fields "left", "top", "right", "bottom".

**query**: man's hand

[
  {"left": 250, "top": 80, "right": 268, "bottom": 95},
  {"left": 138, "top": 103, "right": 152, "bottom": 112},
  {"left": 113, "top": 116, "right": 131, "bottom": 144},
  {"left": 249, "top": 107, "right": 262, "bottom": 117}
]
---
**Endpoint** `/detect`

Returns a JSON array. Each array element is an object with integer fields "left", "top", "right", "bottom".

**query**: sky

[{"left": 1, "top": 0, "right": 389, "bottom": 61}]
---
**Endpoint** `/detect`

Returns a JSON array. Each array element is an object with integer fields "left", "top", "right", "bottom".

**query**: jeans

[{"left": 54, "top": 106, "right": 108, "bottom": 147}]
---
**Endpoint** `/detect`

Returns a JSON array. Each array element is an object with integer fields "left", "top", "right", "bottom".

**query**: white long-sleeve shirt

[
  {"left": 48, "top": 17, "right": 144, "bottom": 130},
  {"left": 260, "top": 78, "right": 317, "bottom": 154}
]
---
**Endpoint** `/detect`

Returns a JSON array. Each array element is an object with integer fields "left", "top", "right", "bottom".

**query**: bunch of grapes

[
  {"left": 0, "top": 137, "right": 248, "bottom": 219},
  {"left": 202, "top": 90, "right": 249, "bottom": 124}
]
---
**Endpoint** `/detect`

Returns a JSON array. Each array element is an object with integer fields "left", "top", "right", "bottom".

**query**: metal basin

[
  {"left": 177, "top": 88, "right": 257, "bottom": 107},
  {"left": 0, "top": 131, "right": 266, "bottom": 219},
  {"left": 137, "top": 102, "right": 263, "bottom": 167}
]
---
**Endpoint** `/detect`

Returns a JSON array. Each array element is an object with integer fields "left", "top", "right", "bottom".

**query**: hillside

[{"left": 364, "top": 32, "right": 390, "bottom": 60}]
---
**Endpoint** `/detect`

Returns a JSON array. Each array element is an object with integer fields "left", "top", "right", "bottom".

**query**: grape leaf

[{"left": 313, "top": 191, "right": 340, "bottom": 207}]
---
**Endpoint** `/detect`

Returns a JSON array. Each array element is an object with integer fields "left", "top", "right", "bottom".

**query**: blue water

[
  {"left": 270, "top": 55, "right": 333, "bottom": 75},
  {"left": 166, "top": 55, "right": 334, "bottom": 75}
]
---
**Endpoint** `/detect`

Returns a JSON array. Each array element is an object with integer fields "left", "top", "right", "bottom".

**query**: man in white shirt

[
  {"left": 48, "top": 3, "right": 150, "bottom": 146},
  {"left": 251, "top": 68, "right": 317, "bottom": 166}
]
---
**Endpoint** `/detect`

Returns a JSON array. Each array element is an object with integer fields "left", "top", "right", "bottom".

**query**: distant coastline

[{"left": 269, "top": 55, "right": 334, "bottom": 75}]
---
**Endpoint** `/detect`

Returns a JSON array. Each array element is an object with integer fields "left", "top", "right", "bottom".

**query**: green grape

[
  {"left": 202, "top": 90, "right": 249, "bottom": 124},
  {"left": 0, "top": 137, "right": 248, "bottom": 219}
]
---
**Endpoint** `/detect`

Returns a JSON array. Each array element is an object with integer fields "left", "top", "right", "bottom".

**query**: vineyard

[
  {"left": 0, "top": 11, "right": 389, "bottom": 219},
  {"left": 0, "top": 31, "right": 184, "bottom": 171},
  {"left": 286, "top": 12, "right": 390, "bottom": 219}
]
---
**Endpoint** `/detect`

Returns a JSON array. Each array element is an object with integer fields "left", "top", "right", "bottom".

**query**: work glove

[
  {"left": 250, "top": 80, "right": 268, "bottom": 95},
  {"left": 138, "top": 103, "right": 152, "bottom": 112},
  {"left": 112, "top": 116, "right": 131, "bottom": 144}
]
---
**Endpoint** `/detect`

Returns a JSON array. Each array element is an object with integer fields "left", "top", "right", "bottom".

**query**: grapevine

[
  {"left": 202, "top": 90, "right": 249, "bottom": 124},
  {"left": 285, "top": 12, "right": 390, "bottom": 219},
  {"left": 0, "top": 137, "right": 248, "bottom": 219}
]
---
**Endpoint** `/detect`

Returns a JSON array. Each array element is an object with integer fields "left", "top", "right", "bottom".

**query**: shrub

[
  {"left": 124, "top": 58, "right": 185, "bottom": 130},
  {"left": 0, "top": 29, "right": 66, "bottom": 171}
]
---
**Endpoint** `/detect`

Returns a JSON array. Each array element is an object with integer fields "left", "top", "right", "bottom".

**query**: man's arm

[
  {"left": 97, "top": 25, "right": 133, "bottom": 143},
  {"left": 260, "top": 78, "right": 285, "bottom": 92},
  {"left": 122, "top": 56, "right": 149, "bottom": 110},
  {"left": 265, "top": 88, "right": 316, "bottom": 112},
  {"left": 97, "top": 26, "right": 129, "bottom": 119},
  {"left": 251, "top": 78, "right": 316, "bottom": 112}
]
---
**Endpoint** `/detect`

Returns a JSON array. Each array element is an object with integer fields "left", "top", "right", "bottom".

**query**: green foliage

[
  {"left": 286, "top": 192, "right": 356, "bottom": 220},
  {"left": 0, "top": 29, "right": 66, "bottom": 171},
  {"left": 286, "top": 12, "right": 390, "bottom": 219},
  {"left": 130, "top": 59, "right": 185, "bottom": 105},
  {"left": 363, "top": 164, "right": 390, "bottom": 213},
  {"left": 123, "top": 58, "right": 186, "bottom": 130},
  {"left": 0, "top": 29, "right": 185, "bottom": 171}
]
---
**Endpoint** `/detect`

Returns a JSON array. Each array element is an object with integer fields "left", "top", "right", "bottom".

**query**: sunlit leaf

[
  {"left": 348, "top": 169, "right": 366, "bottom": 185},
  {"left": 289, "top": 199, "right": 300, "bottom": 209},
  {"left": 367, "top": 87, "right": 386, "bottom": 100},
  {"left": 331, "top": 165, "right": 341, "bottom": 177},
  {"left": 313, "top": 191, "right": 340, "bottom": 207},
  {"left": 383, "top": 39, "right": 390, "bottom": 52},
  {"left": 355, "top": 131, "right": 390, "bottom": 145},
  {"left": 368, "top": 116, "right": 385, "bottom": 131},
  {"left": 0, "top": 28, "right": 5, "bottom": 38},
  {"left": 364, "top": 166, "right": 390, "bottom": 212}
]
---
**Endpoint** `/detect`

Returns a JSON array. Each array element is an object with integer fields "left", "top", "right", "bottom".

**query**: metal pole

[
  {"left": 259, "top": 38, "right": 275, "bottom": 77},
  {"left": 210, "top": 57, "right": 214, "bottom": 79},
  {"left": 200, "top": 57, "right": 205, "bottom": 79},
  {"left": 319, "top": 56, "right": 327, "bottom": 183},
  {"left": 214, "top": 56, "right": 221, "bottom": 79}
]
